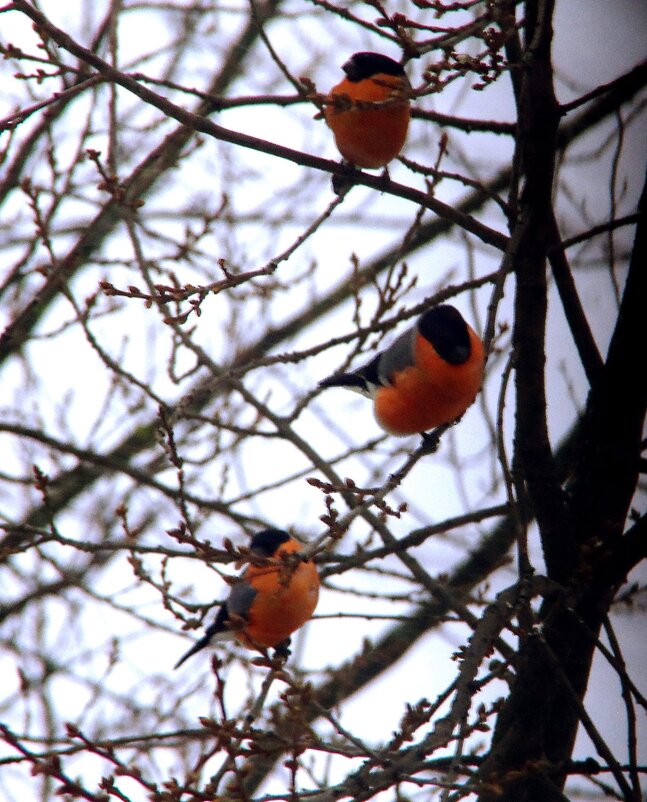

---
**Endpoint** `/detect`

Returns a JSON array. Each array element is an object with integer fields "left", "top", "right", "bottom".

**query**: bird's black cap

[
  {"left": 418, "top": 305, "right": 472, "bottom": 365},
  {"left": 249, "top": 529, "right": 290, "bottom": 557},
  {"left": 342, "top": 52, "right": 406, "bottom": 82}
]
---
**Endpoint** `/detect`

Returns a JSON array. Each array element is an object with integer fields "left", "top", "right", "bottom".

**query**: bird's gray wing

[
  {"left": 173, "top": 581, "right": 258, "bottom": 668},
  {"left": 319, "top": 327, "right": 416, "bottom": 397},
  {"left": 375, "top": 326, "right": 416, "bottom": 385},
  {"left": 226, "top": 579, "right": 258, "bottom": 618}
]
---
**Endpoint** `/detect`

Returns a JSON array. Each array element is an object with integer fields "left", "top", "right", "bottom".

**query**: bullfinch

[
  {"left": 319, "top": 304, "right": 485, "bottom": 437},
  {"left": 174, "top": 529, "right": 319, "bottom": 667},
  {"left": 324, "top": 51, "right": 411, "bottom": 170}
]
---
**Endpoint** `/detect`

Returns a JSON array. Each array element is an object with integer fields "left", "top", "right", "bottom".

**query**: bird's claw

[
  {"left": 420, "top": 430, "right": 441, "bottom": 454},
  {"left": 273, "top": 638, "right": 292, "bottom": 660},
  {"left": 332, "top": 160, "right": 358, "bottom": 196}
]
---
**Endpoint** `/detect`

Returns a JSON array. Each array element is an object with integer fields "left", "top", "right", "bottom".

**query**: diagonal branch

[
  {"left": 569, "top": 167, "right": 647, "bottom": 551},
  {"left": 0, "top": 0, "right": 285, "bottom": 366},
  {"left": 510, "top": 0, "right": 575, "bottom": 584},
  {"left": 6, "top": 0, "right": 509, "bottom": 253}
]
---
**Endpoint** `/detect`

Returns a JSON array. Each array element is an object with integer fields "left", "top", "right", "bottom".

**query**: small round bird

[
  {"left": 319, "top": 305, "right": 485, "bottom": 438},
  {"left": 174, "top": 529, "right": 319, "bottom": 668},
  {"left": 325, "top": 51, "right": 411, "bottom": 170}
]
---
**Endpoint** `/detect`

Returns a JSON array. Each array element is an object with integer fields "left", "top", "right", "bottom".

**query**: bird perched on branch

[
  {"left": 319, "top": 304, "right": 485, "bottom": 438},
  {"left": 174, "top": 529, "right": 319, "bottom": 668},
  {"left": 325, "top": 52, "right": 410, "bottom": 190}
]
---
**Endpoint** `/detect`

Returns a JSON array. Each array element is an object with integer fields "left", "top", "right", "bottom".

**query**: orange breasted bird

[
  {"left": 319, "top": 305, "right": 485, "bottom": 437},
  {"left": 174, "top": 529, "right": 319, "bottom": 668},
  {"left": 325, "top": 52, "right": 411, "bottom": 170}
]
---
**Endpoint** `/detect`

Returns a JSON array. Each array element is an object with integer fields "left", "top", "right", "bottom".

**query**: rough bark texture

[{"left": 477, "top": 3, "right": 647, "bottom": 796}]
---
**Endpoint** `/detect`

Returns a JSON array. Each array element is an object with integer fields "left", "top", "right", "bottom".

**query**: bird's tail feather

[
  {"left": 319, "top": 373, "right": 368, "bottom": 394},
  {"left": 173, "top": 633, "right": 212, "bottom": 669}
]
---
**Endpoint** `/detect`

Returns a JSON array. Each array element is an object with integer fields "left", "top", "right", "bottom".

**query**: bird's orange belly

[
  {"left": 239, "top": 563, "right": 319, "bottom": 647},
  {"left": 374, "top": 365, "right": 482, "bottom": 436},
  {"left": 326, "top": 105, "right": 409, "bottom": 168}
]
